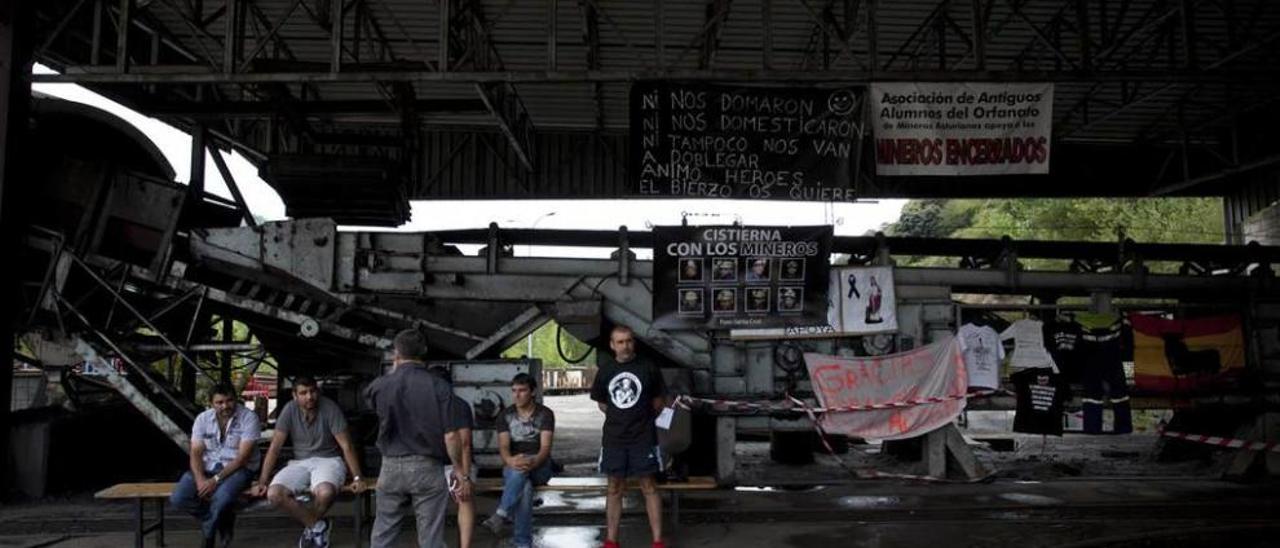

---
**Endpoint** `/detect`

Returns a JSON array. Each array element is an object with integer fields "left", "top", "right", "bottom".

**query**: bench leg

[
  {"left": 669, "top": 492, "right": 680, "bottom": 537},
  {"left": 353, "top": 491, "right": 366, "bottom": 548},
  {"left": 135, "top": 499, "right": 145, "bottom": 548},
  {"left": 156, "top": 498, "right": 165, "bottom": 547}
]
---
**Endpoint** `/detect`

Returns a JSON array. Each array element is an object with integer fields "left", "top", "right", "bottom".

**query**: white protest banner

[
  {"left": 871, "top": 82, "right": 1053, "bottom": 176},
  {"left": 804, "top": 336, "right": 968, "bottom": 441}
]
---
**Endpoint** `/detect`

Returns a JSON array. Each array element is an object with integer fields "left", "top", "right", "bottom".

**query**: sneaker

[
  {"left": 482, "top": 513, "right": 510, "bottom": 536},
  {"left": 603, "top": 540, "right": 620, "bottom": 548},
  {"left": 311, "top": 518, "right": 331, "bottom": 548},
  {"left": 297, "top": 528, "right": 314, "bottom": 548},
  {"left": 652, "top": 542, "right": 666, "bottom": 548}
]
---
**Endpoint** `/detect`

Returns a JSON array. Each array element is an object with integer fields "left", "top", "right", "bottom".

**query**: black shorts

[{"left": 598, "top": 444, "right": 661, "bottom": 478}]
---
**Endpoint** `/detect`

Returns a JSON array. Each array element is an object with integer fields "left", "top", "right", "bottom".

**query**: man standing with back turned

[
  {"left": 591, "top": 325, "right": 667, "bottom": 548},
  {"left": 365, "top": 330, "right": 470, "bottom": 548}
]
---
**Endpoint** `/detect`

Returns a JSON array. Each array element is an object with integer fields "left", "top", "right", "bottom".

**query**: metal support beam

[
  {"left": 1, "top": 0, "right": 35, "bottom": 493},
  {"left": 222, "top": 0, "right": 238, "bottom": 73},
  {"left": 475, "top": 83, "right": 536, "bottom": 172},
  {"left": 438, "top": 0, "right": 450, "bottom": 71},
  {"left": 34, "top": 67, "right": 1280, "bottom": 85},
  {"left": 116, "top": 0, "right": 133, "bottom": 72},
  {"left": 546, "top": 0, "right": 557, "bottom": 70},
  {"left": 1075, "top": 0, "right": 1095, "bottom": 72},
  {"left": 654, "top": 0, "right": 664, "bottom": 68},
  {"left": 1180, "top": 0, "right": 1197, "bottom": 68},
  {"left": 91, "top": 0, "right": 104, "bottom": 64},
  {"left": 578, "top": 0, "right": 602, "bottom": 128},
  {"left": 207, "top": 145, "right": 257, "bottom": 228},
  {"left": 220, "top": 317, "right": 233, "bottom": 385},
  {"left": 189, "top": 124, "right": 206, "bottom": 195},
  {"left": 699, "top": 0, "right": 733, "bottom": 69},
  {"left": 761, "top": 0, "right": 772, "bottom": 69},
  {"left": 142, "top": 98, "right": 487, "bottom": 117},
  {"left": 971, "top": 0, "right": 985, "bottom": 69},
  {"left": 465, "top": 305, "right": 543, "bottom": 359},
  {"left": 866, "top": 0, "right": 877, "bottom": 70},
  {"left": 329, "top": 0, "right": 343, "bottom": 72},
  {"left": 36, "top": 0, "right": 90, "bottom": 57},
  {"left": 237, "top": 0, "right": 302, "bottom": 73}
]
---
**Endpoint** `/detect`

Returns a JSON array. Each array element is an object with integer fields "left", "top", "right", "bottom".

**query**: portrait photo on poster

[
  {"left": 745, "top": 258, "right": 772, "bottom": 283},
  {"left": 712, "top": 258, "right": 738, "bottom": 282},
  {"left": 678, "top": 257, "right": 704, "bottom": 283},
  {"left": 712, "top": 288, "right": 738, "bottom": 314},
  {"left": 746, "top": 287, "right": 771, "bottom": 314},
  {"left": 779, "top": 258, "right": 805, "bottom": 281},
  {"left": 778, "top": 287, "right": 804, "bottom": 313},
  {"left": 678, "top": 288, "right": 705, "bottom": 315}
]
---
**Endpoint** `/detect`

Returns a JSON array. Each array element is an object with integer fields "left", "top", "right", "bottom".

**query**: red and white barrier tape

[
  {"left": 1159, "top": 428, "right": 1280, "bottom": 453},
  {"left": 784, "top": 393, "right": 997, "bottom": 483},
  {"left": 786, "top": 394, "right": 863, "bottom": 478},
  {"left": 678, "top": 390, "right": 1002, "bottom": 415}
]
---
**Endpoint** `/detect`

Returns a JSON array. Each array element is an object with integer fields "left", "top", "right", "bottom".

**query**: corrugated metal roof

[
  {"left": 110, "top": 0, "right": 1280, "bottom": 143},
  {"left": 31, "top": 0, "right": 1280, "bottom": 203}
]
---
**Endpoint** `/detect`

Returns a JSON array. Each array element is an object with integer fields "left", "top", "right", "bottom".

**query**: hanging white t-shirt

[
  {"left": 958, "top": 323, "right": 1005, "bottom": 390},
  {"left": 1000, "top": 319, "right": 1058, "bottom": 372}
]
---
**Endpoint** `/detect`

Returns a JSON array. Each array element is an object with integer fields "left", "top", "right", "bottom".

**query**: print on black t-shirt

[
  {"left": 1011, "top": 367, "right": 1069, "bottom": 436},
  {"left": 590, "top": 355, "right": 667, "bottom": 448}
]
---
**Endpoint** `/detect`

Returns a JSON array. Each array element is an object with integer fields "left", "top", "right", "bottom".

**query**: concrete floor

[
  {"left": 3, "top": 395, "right": 1276, "bottom": 547},
  {"left": 2, "top": 478, "right": 1277, "bottom": 547}
]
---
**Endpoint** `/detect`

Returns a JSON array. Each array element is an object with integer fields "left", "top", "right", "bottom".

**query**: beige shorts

[{"left": 270, "top": 456, "right": 346, "bottom": 494}]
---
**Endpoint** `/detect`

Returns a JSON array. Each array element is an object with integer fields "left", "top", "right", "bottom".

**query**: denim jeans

[
  {"left": 498, "top": 459, "right": 555, "bottom": 548},
  {"left": 169, "top": 465, "right": 252, "bottom": 540}
]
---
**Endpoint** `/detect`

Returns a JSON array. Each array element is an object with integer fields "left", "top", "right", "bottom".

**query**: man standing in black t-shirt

[{"left": 591, "top": 325, "right": 667, "bottom": 548}]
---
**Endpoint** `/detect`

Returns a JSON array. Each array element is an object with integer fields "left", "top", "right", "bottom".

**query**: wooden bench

[
  {"left": 98, "top": 476, "right": 717, "bottom": 547},
  {"left": 95, "top": 481, "right": 371, "bottom": 548}
]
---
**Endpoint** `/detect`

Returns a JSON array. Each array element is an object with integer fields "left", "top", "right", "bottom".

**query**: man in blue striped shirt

[{"left": 170, "top": 383, "right": 261, "bottom": 548}]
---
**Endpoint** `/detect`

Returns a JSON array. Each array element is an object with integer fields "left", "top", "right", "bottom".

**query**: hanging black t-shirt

[
  {"left": 591, "top": 354, "right": 667, "bottom": 448},
  {"left": 1011, "top": 367, "right": 1069, "bottom": 436},
  {"left": 1044, "top": 319, "right": 1084, "bottom": 383}
]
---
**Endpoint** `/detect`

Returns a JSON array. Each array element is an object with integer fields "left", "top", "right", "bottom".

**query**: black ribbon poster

[
  {"left": 630, "top": 81, "right": 865, "bottom": 202},
  {"left": 653, "top": 225, "right": 833, "bottom": 329}
]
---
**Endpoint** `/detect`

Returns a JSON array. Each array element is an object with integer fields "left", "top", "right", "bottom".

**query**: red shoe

[
  {"left": 653, "top": 542, "right": 666, "bottom": 548},
  {"left": 603, "top": 541, "right": 620, "bottom": 548}
]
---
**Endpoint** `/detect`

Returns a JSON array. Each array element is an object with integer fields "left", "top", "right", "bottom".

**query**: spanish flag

[{"left": 1128, "top": 314, "right": 1246, "bottom": 393}]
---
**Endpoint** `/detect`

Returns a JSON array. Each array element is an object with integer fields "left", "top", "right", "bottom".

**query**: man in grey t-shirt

[{"left": 252, "top": 376, "right": 364, "bottom": 548}]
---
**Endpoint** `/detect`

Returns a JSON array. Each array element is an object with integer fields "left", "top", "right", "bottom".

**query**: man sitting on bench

[
  {"left": 170, "top": 383, "right": 261, "bottom": 548},
  {"left": 482, "top": 373, "right": 557, "bottom": 548},
  {"left": 250, "top": 376, "right": 365, "bottom": 548}
]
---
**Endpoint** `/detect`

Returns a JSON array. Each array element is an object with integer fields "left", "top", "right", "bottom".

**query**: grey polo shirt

[
  {"left": 276, "top": 396, "right": 348, "bottom": 460},
  {"left": 364, "top": 362, "right": 458, "bottom": 460},
  {"left": 191, "top": 404, "right": 262, "bottom": 472}
]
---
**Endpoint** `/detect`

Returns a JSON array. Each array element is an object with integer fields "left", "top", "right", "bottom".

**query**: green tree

[
  {"left": 880, "top": 197, "right": 1226, "bottom": 268},
  {"left": 501, "top": 319, "right": 595, "bottom": 369}
]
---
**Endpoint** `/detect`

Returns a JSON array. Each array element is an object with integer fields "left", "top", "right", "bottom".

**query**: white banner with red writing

[
  {"left": 871, "top": 82, "right": 1053, "bottom": 176},
  {"left": 804, "top": 336, "right": 968, "bottom": 441}
]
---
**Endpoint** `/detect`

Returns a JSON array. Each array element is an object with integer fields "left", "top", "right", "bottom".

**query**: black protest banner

[
  {"left": 631, "top": 82, "right": 864, "bottom": 202},
  {"left": 654, "top": 225, "right": 833, "bottom": 329}
]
